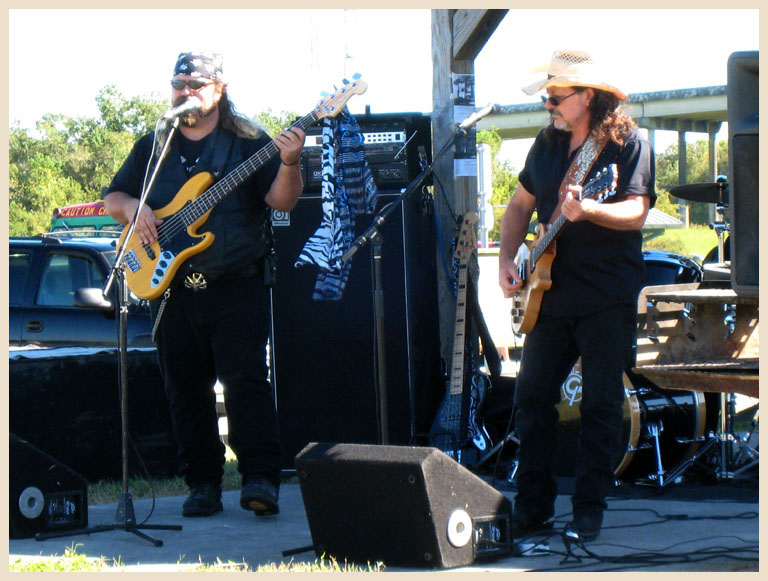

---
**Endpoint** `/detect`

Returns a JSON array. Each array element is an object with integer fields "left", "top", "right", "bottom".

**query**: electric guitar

[
  {"left": 430, "top": 212, "right": 492, "bottom": 467},
  {"left": 511, "top": 164, "right": 618, "bottom": 334},
  {"left": 119, "top": 75, "right": 368, "bottom": 300}
]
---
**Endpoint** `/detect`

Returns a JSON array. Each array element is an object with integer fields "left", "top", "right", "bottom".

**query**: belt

[{"left": 182, "top": 266, "right": 260, "bottom": 291}]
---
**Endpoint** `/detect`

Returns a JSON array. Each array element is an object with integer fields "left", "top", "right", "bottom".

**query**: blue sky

[{"left": 9, "top": 9, "right": 758, "bottom": 167}]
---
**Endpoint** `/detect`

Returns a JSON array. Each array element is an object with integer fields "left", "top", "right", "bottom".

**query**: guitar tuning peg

[
  {"left": 320, "top": 91, "right": 330, "bottom": 98},
  {"left": 342, "top": 78, "right": 350, "bottom": 85},
  {"left": 352, "top": 72, "right": 361, "bottom": 80}
]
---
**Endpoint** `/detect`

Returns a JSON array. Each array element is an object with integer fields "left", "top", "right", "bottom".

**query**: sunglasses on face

[
  {"left": 170, "top": 79, "right": 213, "bottom": 91},
  {"left": 541, "top": 92, "right": 578, "bottom": 106}
]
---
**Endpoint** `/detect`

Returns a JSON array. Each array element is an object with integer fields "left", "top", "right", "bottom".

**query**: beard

[{"left": 174, "top": 97, "right": 216, "bottom": 128}]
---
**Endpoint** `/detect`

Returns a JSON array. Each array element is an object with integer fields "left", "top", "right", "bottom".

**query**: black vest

[{"left": 148, "top": 126, "right": 273, "bottom": 281}]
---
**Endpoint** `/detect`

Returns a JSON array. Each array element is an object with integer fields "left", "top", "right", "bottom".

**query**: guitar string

[
  {"left": 126, "top": 80, "right": 361, "bottom": 258},
  {"left": 530, "top": 166, "right": 615, "bottom": 265},
  {"left": 122, "top": 110, "right": 322, "bottom": 265}
]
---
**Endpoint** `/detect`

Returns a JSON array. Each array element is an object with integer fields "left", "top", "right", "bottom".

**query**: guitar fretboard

[
  {"left": 449, "top": 262, "right": 469, "bottom": 396},
  {"left": 179, "top": 111, "right": 320, "bottom": 226}
]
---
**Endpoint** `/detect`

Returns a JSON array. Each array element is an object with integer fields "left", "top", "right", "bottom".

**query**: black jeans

[
  {"left": 155, "top": 272, "right": 281, "bottom": 488},
  {"left": 513, "top": 304, "right": 636, "bottom": 520}
]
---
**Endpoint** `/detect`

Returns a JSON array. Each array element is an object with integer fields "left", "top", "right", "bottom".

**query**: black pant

[
  {"left": 155, "top": 272, "right": 281, "bottom": 488},
  {"left": 513, "top": 304, "right": 636, "bottom": 521}
]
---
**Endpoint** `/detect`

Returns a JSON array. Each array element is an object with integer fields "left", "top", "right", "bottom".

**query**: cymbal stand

[{"left": 707, "top": 176, "right": 730, "bottom": 263}]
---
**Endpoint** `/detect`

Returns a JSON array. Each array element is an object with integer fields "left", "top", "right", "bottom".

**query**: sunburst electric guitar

[
  {"left": 511, "top": 164, "right": 618, "bottom": 334},
  {"left": 119, "top": 75, "right": 367, "bottom": 300},
  {"left": 430, "top": 212, "right": 492, "bottom": 467}
]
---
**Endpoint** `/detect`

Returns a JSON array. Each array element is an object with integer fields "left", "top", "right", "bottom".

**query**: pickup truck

[{"left": 9, "top": 234, "right": 154, "bottom": 348}]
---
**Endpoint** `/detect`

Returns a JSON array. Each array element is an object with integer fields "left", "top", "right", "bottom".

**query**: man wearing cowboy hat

[{"left": 499, "top": 49, "right": 655, "bottom": 542}]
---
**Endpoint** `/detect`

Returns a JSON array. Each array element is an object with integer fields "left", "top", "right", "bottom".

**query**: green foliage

[
  {"left": 8, "top": 87, "right": 289, "bottom": 236},
  {"left": 255, "top": 108, "right": 301, "bottom": 137},
  {"left": 477, "top": 127, "right": 519, "bottom": 241},
  {"left": 655, "top": 139, "right": 729, "bottom": 225}
]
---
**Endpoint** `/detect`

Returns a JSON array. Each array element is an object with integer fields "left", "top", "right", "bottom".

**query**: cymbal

[{"left": 669, "top": 181, "right": 728, "bottom": 204}]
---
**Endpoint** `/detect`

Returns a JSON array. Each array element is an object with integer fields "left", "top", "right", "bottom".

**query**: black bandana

[{"left": 173, "top": 52, "right": 224, "bottom": 81}]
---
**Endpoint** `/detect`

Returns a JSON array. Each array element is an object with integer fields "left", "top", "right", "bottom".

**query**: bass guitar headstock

[{"left": 313, "top": 73, "right": 367, "bottom": 120}]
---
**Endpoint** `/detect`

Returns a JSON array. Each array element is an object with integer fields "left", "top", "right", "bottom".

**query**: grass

[
  {"left": 642, "top": 224, "right": 720, "bottom": 260},
  {"left": 9, "top": 544, "right": 384, "bottom": 572},
  {"left": 88, "top": 447, "right": 241, "bottom": 505}
]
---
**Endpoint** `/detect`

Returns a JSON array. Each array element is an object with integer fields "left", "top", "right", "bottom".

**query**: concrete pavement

[{"left": 8, "top": 471, "right": 758, "bottom": 572}]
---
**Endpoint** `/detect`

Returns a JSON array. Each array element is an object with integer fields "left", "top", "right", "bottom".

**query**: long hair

[
  {"left": 151, "top": 87, "right": 267, "bottom": 161},
  {"left": 217, "top": 91, "right": 268, "bottom": 139},
  {"left": 544, "top": 88, "right": 636, "bottom": 146}
]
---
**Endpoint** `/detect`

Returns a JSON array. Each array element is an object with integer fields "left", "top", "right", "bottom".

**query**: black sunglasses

[
  {"left": 171, "top": 79, "right": 213, "bottom": 91},
  {"left": 541, "top": 92, "right": 578, "bottom": 106}
]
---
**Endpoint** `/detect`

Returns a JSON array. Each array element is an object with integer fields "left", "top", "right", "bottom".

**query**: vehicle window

[
  {"left": 36, "top": 253, "right": 106, "bottom": 307},
  {"left": 9, "top": 250, "right": 33, "bottom": 305}
]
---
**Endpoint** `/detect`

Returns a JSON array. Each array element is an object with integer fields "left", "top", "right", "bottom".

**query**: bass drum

[
  {"left": 642, "top": 249, "right": 702, "bottom": 285},
  {"left": 620, "top": 374, "right": 708, "bottom": 482},
  {"left": 554, "top": 360, "right": 707, "bottom": 480}
]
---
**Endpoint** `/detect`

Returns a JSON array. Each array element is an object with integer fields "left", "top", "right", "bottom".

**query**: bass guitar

[
  {"left": 119, "top": 75, "right": 367, "bottom": 300},
  {"left": 430, "top": 212, "right": 492, "bottom": 467},
  {"left": 511, "top": 164, "right": 618, "bottom": 334}
]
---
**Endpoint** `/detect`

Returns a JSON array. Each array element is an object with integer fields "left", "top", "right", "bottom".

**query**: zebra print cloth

[{"left": 295, "top": 108, "right": 378, "bottom": 300}]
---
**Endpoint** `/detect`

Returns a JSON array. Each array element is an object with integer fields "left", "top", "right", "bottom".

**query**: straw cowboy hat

[{"left": 522, "top": 49, "right": 627, "bottom": 101}]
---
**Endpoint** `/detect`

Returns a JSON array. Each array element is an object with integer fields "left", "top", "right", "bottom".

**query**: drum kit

[{"left": 489, "top": 176, "right": 758, "bottom": 488}]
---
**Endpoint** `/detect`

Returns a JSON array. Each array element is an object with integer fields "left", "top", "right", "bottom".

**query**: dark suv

[{"left": 9, "top": 234, "right": 154, "bottom": 348}]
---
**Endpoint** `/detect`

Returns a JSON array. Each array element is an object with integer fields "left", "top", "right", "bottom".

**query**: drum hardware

[
  {"left": 638, "top": 392, "right": 758, "bottom": 487},
  {"left": 723, "top": 304, "right": 737, "bottom": 338}
]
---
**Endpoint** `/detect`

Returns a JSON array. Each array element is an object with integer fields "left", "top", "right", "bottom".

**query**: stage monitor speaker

[
  {"left": 9, "top": 433, "right": 88, "bottom": 539},
  {"left": 270, "top": 191, "right": 443, "bottom": 469},
  {"left": 295, "top": 442, "right": 512, "bottom": 569},
  {"left": 727, "top": 51, "right": 759, "bottom": 296}
]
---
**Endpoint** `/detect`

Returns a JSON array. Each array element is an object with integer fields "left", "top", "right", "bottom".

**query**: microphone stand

[
  {"left": 36, "top": 118, "right": 184, "bottom": 546},
  {"left": 338, "top": 116, "right": 484, "bottom": 445}
]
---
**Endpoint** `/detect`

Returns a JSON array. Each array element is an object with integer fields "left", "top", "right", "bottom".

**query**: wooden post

[{"left": 431, "top": 9, "right": 507, "bottom": 373}]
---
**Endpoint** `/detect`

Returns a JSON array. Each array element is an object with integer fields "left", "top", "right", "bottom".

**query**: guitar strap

[
  {"left": 466, "top": 276, "right": 502, "bottom": 378},
  {"left": 549, "top": 133, "right": 609, "bottom": 224}
]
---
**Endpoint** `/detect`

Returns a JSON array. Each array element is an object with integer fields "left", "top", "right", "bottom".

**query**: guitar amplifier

[{"left": 300, "top": 112, "right": 431, "bottom": 192}]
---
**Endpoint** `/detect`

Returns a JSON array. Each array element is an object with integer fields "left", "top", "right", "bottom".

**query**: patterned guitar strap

[{"left": 549, "top": 133, "right": 609, "bottom": 224}]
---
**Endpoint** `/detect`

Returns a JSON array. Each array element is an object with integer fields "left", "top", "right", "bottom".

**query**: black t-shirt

[
  {"left": 519, "top": 127, "right": 656, "bottom": 316},
  {"left": 106, "top": 125, "right": 281, "bottom": 278}
]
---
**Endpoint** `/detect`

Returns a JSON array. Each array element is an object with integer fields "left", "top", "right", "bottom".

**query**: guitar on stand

[
  {"left": 117, "top": 75, "right": 367, "bottom": 300},
  {"left": 430, "top": 212, "right": 492, "bottom": 467},
  {"left": 511, "top": 164, "right": 618, "bottom": 334}
]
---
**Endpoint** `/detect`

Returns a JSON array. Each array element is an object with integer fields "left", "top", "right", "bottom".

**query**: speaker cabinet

[
  {"left": 727, "top": 51, "right": 759, "bottom": 295},
  {"left": 271, "top": 191, "right": 443, "bottom": 468},
  {"left": 9, "top": 433, "right": 88, "bottom": 539},
  {"left": 295, "top": 442, "right": 512, "bottom": 569}
]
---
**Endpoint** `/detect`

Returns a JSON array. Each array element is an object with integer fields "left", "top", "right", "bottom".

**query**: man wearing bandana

[{"left": 104, "top": 52, "right": 305, "bottom": 517}]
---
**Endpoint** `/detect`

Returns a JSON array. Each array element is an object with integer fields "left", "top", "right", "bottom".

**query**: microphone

[
  {"left": 458, "top": 103, "right": 499, "bottom": 130},
  {"left": 161, "top": 97, "right": 202, "bottom": 120}
]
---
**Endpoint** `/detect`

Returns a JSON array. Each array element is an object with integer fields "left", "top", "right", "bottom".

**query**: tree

[
  {"left": 655, "top": 139, "right": 729, "bottom": 225},
  {"left": 9, "top": 87, "right": 295, "bottom": 236},
  {"left": 477, "top": 127, "right": 519, "bottom": 242}
]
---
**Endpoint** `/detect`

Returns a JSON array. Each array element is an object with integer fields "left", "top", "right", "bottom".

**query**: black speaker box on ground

[
  {"left": 727, "top": 51, "right": 759, "bottom": 296},
  {"left": 271, "top": 191, "right": 443, "bottom": 468},
  {"left": 9, "top": 433, "right": 89, "bottom": 539},
  {"left": 295, "top": 442, "right": 512, "bottom": 569}
]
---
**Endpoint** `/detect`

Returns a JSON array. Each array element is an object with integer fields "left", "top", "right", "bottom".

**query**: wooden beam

[
  {"left": 432, "top": 9, "right": 506, "bottom": 371},
  {"left": 452, "top": 9, "right": 508, "bottom": 61}
]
